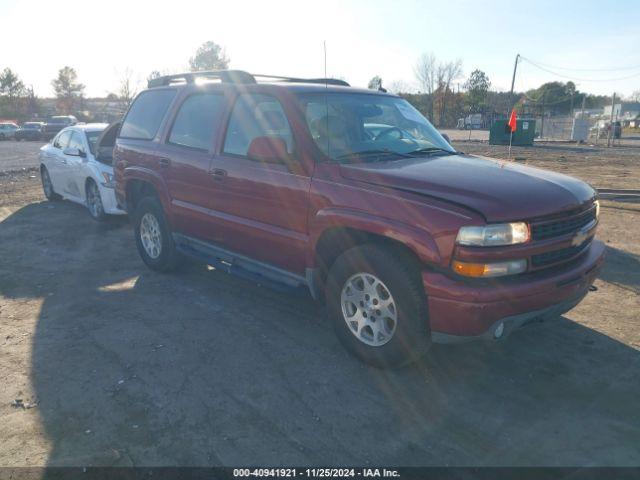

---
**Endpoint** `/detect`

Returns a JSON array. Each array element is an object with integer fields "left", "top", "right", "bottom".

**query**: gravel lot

[
  {"left": 0, "top": 140, "right": 44, "bottom": 172},
  {"left": 0, "top": 141, "right": 639, "bottom": 467}
]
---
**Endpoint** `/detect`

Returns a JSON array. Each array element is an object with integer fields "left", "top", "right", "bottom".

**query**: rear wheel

[
  {"left": 325, "top": 244, "right": 431, "bottom": 368},
  {"left": 133, "top": 196, "right": 182, "bottom": 272},
  {"left": 41, "top": 167, "right": 61, "bottom": 201}
]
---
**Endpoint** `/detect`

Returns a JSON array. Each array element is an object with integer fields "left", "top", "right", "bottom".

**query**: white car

[
  {"left": 39, "top": 124, "right": 126, "bottom": 221},
  {"left": 0, "top": 122, "right": 19, "bottom": 140}
]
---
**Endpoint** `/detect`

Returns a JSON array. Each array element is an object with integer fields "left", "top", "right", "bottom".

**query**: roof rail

[
  {"left": 147, "top": 70, "right": 256, "bottom": 88},
  {"left": 252, "top": 74, "right": 350, "bottom": 87},
  {"left": 147, "top": 70, "right": 350, "bottom": 88}
]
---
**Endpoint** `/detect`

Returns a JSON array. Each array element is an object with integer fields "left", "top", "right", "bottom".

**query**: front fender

[{"left": 308, "top": 207, "right": 442, "bottom": 267}]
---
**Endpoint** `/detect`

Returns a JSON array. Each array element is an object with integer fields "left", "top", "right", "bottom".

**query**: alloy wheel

[
  {"left": 140, "top": 212, "right": 162, "bottom": 259},
  {"left": 340, "top": 272, "right": 398, "bottom": 347},
  {"left": 87, "top": 182, "right": 104, "bottom": 219}
]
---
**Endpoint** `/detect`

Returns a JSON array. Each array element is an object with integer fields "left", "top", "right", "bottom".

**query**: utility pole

[
  {"left": 540, "top": 91, "right": 546, "bottom": 139},
  {"left": 607, "top": 92, "right": 616, "bottom": 147},
  {"left": 509, "top": 53, "right": 520, "bottom": 111}
]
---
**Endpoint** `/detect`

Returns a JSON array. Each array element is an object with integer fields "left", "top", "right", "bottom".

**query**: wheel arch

[
  {"left": 123, "top": 168, "right": 171, "bottom": 220},
  {"left": 308, "top": 208, "right": 442, "bottom": 297}
]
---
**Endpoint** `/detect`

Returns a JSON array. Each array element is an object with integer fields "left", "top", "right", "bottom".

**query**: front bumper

[
  {"left": 424, "top": 239, "right": 605, "bottom": 342},
  {"left": 99, "top": 184, "right": 127, "bottom": 215}
]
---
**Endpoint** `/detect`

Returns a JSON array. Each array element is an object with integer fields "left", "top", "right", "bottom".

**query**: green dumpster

[{"left": 489, "top": 119, "right": 536, "bottom": 146}]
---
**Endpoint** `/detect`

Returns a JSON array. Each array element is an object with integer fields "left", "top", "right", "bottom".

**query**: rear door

[{"left": 157, "top": 90, "right": 228, "bottom": 241}]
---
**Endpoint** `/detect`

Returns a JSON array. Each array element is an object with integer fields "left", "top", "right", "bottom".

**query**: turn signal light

[{"left": 452, "top": 259, "right": 527, "bottom": 278}]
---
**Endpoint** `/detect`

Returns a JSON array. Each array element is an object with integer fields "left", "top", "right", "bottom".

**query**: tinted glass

[
  {"left": 223, "top": 93, "right": 293, "bottom": 157},
  {"left": 169, "top": 93, "right": 224, "bottom": 151},
  {"left": 120, "top": 89, "right": 176, "bottom": 140},
  {"left": 67, "top": 132, "right": 84, "bottom": 152},
  {"left": 296, "top": 93, "right": 454, "bottom": 162},
  {"left": 54, "top": 130, "right": 71, "bottom": 149}
]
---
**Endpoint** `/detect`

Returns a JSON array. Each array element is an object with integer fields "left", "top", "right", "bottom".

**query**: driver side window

[{"left": 223, "top": 93, "right": 294, "bottom": 158}]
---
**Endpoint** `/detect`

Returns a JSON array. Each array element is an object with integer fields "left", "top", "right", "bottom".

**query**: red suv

[{"left": 114, "top": 70, "right": 604, "bottom": 367}]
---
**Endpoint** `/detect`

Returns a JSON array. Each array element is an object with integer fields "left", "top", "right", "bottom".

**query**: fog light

[{"left": 494, "top": 322, "right": 505, "bottom": 339}]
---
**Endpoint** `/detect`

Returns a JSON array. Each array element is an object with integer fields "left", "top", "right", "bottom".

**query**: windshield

[
  {"left": 85, "top": 131, "right": 101, "bottom": 155},
  {"left": 23, "top": 123, "right": 40, "bottom": 129},
  {"left": 296, "top": 92, "right": 455, "bottom": 162}
]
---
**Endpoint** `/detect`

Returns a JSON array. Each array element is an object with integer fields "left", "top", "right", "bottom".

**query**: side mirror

[
  {"left": 441, "top": 133, "right": 451, "bottom": 144},
  {"left": 63, "top": 147, "right": 86, "bottom": 158},
  {"left": 247, "top": 136, "right": 289, "bottom": 165}
]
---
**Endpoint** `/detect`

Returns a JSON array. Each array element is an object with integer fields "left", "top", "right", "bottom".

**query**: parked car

[
  {"left": 43, "top": 115, "right": 78, "bottom": 139},
  {"left": 114, "top": 71, "right": 604, "bottom": 367},
  {"left": 0, "top": 122, "right": 19, "bottom": 140},
  {"left": 15, "top": 122, "right": 45, "bottom": 141},
  {"left": 39, "top": 123, "right": 126, "bottom": 221}
]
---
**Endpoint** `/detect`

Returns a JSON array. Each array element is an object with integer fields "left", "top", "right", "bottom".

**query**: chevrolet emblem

[{"left": 571, "top": 221, "right": 596, "bottom": 247}]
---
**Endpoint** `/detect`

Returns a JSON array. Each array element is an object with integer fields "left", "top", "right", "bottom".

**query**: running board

[{"left": 173, "top": 233, "right": 307, "bottom": 291}]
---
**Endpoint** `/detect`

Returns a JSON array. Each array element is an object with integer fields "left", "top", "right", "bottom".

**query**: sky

[{"left": 1, "top": 0, "right": 639, "bottom": 98}]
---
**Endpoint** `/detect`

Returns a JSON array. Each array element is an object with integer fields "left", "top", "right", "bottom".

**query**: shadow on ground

[
  {"left": 600, "top": 245, "right": 640, "bottom": 293},
  {"left": 1, "top": 201, "right": 639, "bottom": 467}
]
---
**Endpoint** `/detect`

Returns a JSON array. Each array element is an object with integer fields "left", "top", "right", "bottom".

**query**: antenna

[{"left": 324, "top": 41, "right": 330, "bottom": 158}]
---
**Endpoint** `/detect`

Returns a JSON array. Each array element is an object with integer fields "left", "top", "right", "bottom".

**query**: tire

[
  {"left": 325, "top": 244, "right": 430, "bottom": 368},
  {"left": 86, "top": 179, "right": 107, "bottom": 222},
  {"left": 133, "top": 196, "right": 182, "bottom": 272},
  {"left": 41, "top": 166, "right": 61, "bottom": 201}
]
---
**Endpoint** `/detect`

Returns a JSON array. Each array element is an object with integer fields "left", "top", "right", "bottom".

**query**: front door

[{"left": 210, "top": 92, "right": 311, "bottom": 274}]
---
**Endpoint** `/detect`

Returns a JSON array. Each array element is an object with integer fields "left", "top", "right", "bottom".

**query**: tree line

[
  {"left": 368, "top": 52, "right": 628, "bottom": 128},
  {"left": 0, "top": 41, "right": 633, "bottom": 126}
]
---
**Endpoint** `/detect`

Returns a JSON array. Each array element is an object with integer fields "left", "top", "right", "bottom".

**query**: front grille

[
  {"left": 531, "top": 206, "right": 597, "bottom": 241},
  {"left": 531, "top": 238, "right": 592, "bottom": 267}
]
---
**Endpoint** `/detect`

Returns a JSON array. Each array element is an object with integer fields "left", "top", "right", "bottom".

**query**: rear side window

[
  {"left": 168, "top": 93, "right": 224, "bottom": 151},
  {"left": 120, "top": 89, "right": 176, "bottom": 140}
]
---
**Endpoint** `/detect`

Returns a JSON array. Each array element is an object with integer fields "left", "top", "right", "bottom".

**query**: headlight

[
  {"left": 101, "top": 172, "right": 115, "bottom": 188},
  {"left": 456, "top": 222, "right": 530, "bottom": 247},
  {"left": 452, "top": 259, "right": 527, "bottom": 278},
  {"left": 594, "top": 200, "right": 600, "bottom": 219}
]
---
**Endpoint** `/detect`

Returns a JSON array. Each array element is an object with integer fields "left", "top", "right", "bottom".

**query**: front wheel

[
  {"left": 86, "top": 179, "right": 106, "bottom": 221},
  {"left": 325, "top": 244, "right": 431, "bottom": 368},
  {"left": 133, "top": 196, "right": 182, "bottom": 272}
]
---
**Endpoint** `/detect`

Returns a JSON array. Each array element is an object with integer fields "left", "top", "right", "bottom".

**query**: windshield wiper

[
  {"left": 335, "top": 149, "right": 414, "bottom": 162},
  {"left": 406, "top": 147, "right": 457, "bottom": 156}
]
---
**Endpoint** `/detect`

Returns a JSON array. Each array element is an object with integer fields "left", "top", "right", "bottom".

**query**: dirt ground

[{"left": 0, "top": 139, "right": 639, "bottom": 467}]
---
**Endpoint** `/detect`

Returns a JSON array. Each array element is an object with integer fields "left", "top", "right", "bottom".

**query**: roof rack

[{"left": 147, "top": 70, "right": 350, "bottom": 88}]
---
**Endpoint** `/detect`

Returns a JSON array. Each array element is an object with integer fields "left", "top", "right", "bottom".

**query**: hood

[{"left": 339, "top": 154, "right": 596, "bottom": 222}]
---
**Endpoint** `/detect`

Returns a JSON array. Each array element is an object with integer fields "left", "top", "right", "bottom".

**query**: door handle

[
  {"left": 210, "top": 168, "right": 227, "bottom": 180},
  {"left": 159, "top": 157, "right": 171, "bottom": 168}
]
